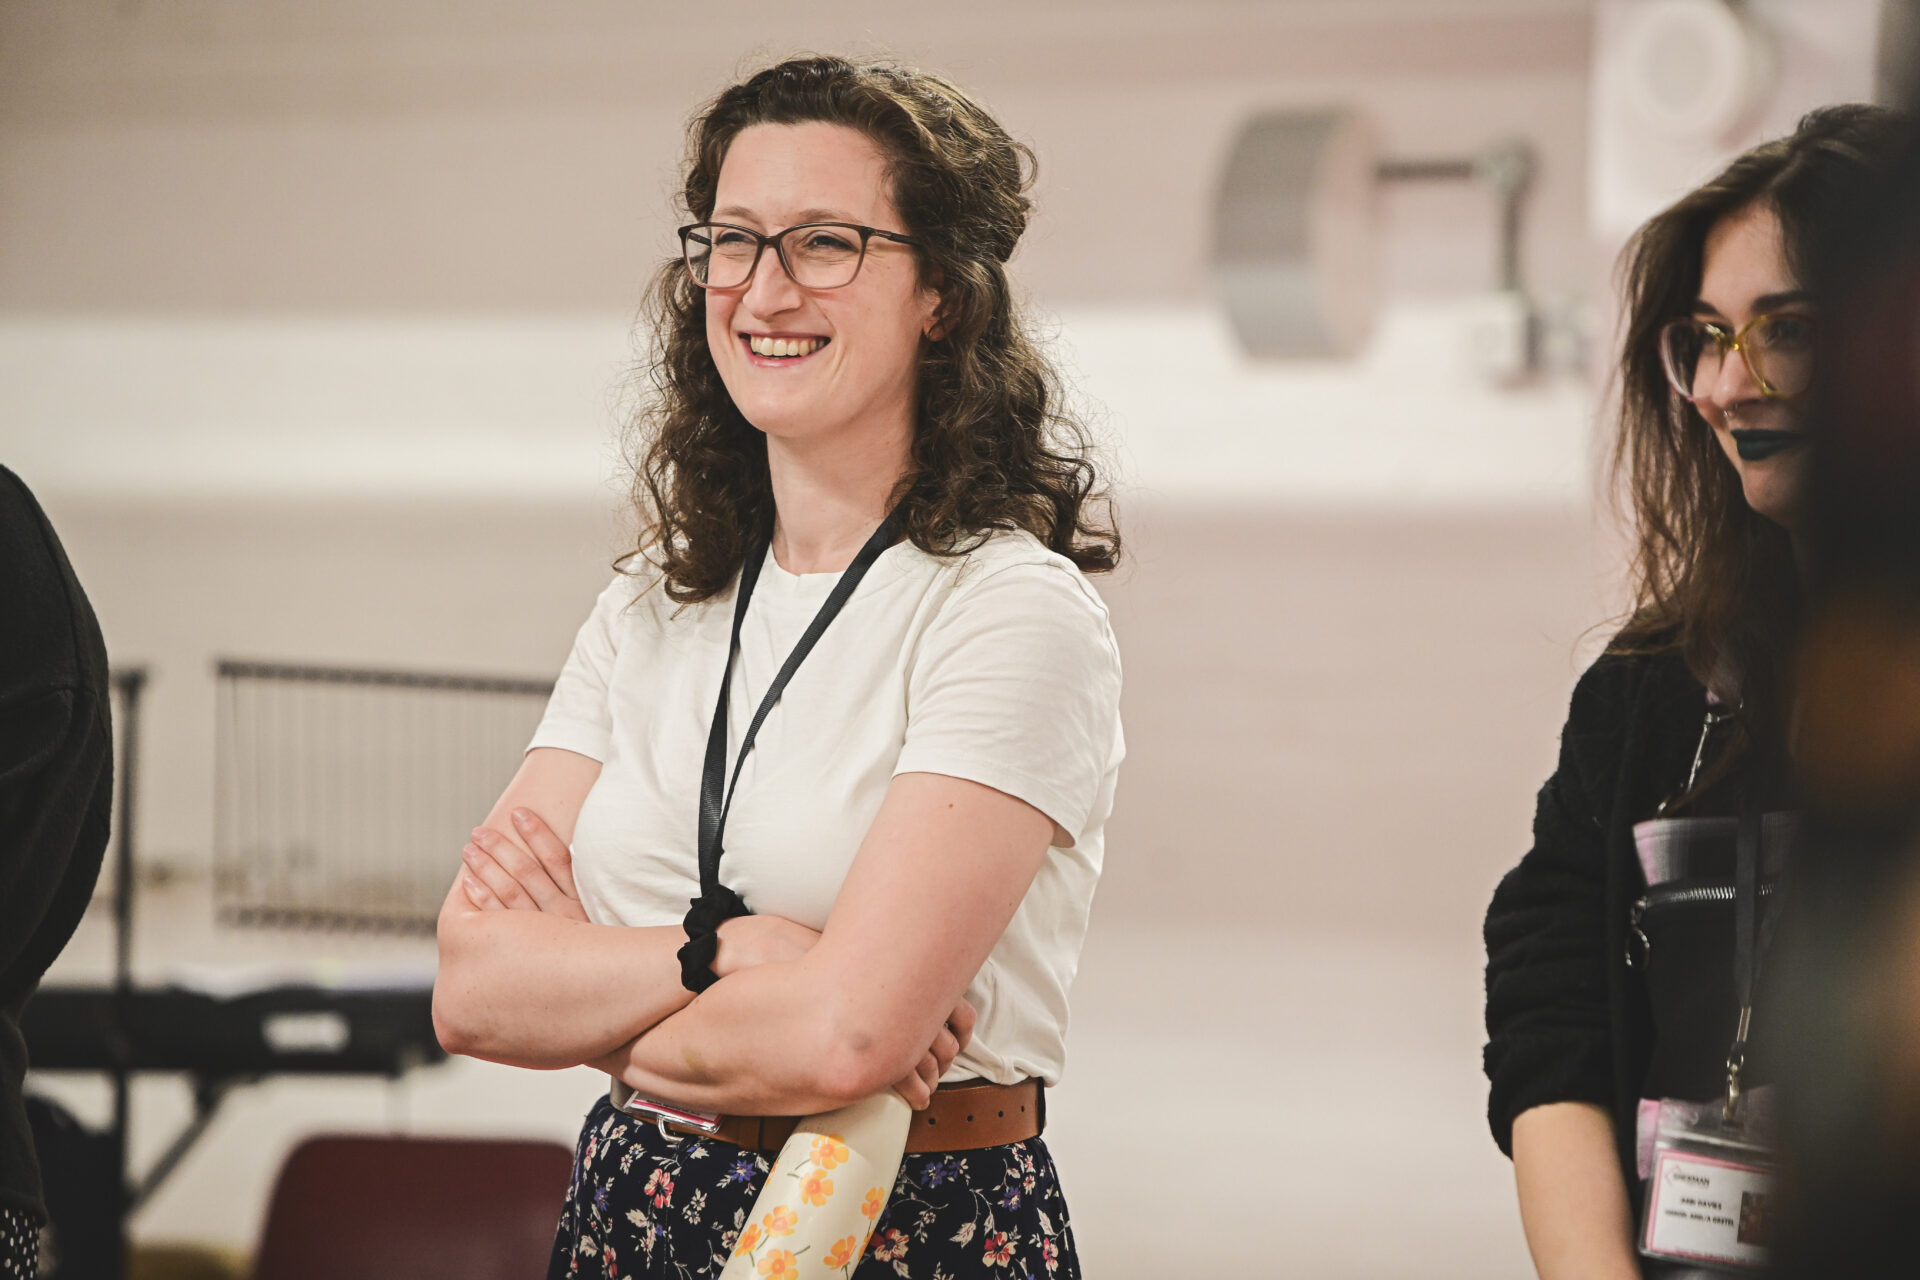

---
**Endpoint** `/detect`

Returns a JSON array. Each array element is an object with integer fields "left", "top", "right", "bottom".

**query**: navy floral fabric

[{"left": 548, "top": 1095, "right": 1080, "bottom": 1279}]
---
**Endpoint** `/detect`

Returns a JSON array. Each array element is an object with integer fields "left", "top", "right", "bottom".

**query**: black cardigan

[
  {"left": 0, "top": 467, "right": 113, "bottom": 1222},
  {"left": 1483, "top": 642, "right": 1710, "bottom": 1189}
]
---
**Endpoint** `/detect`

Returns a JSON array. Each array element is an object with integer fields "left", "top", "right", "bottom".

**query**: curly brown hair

[
  {"left": 1612, "top": 104, "right": 1907, "bottom": 762},
  {"left": 621, "top": 55, "right": 1119, "bottom": 602}
]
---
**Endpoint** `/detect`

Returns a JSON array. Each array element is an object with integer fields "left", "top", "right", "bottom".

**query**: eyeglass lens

[
  {"left": 683, "top": 224, "right": 869, "bottom": 290},
  {"left": 1659, "top": 315, "right": 1815, "bottom": 401}
]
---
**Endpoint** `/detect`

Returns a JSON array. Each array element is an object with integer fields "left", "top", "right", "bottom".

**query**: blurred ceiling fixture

[
  {"left": 1614, "top": 0, "right": 1773, "bottom": 142},
  {"left": 1212, "top": 106, "right": 1558, "bottom": 381},
  {"left": 1590, "top": 0, "right": 1788, "bottom": 241}
]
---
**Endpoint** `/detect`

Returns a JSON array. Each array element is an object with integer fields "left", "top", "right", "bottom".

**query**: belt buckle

[{"left": 620, "top": 1093, "right": 723, "bottom": 1136}]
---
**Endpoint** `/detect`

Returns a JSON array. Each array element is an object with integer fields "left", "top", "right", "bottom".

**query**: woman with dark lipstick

[
  {"left": 432, "top": 56, "right": 1121, "bottom": 1280},
  {"left": 1482, "top": 104, "right": 1906, "bottom": 1279}
]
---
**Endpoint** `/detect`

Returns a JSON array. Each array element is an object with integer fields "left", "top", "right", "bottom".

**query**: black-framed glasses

[
  {"left": 1658, "top": 312, "right": 1816, "bottom": 402},
  {"left": 678, "top": 221, "right": 920, "bottom": 290}
]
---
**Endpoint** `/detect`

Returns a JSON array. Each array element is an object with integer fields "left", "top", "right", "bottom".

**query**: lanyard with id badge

[{"left": 1638, "top": 797, "right": 1781, "bottom": 1272}]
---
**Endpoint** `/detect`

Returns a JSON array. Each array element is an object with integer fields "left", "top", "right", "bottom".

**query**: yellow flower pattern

[
  {"left": 799, "top": 1171, "right": 835, "bottom": 1207},
  {"left": 761, "top": 1205, "right": 799, "bottom": 1238},
  {"left": 810, "top": 1134, "right": 851, "bottom": 1170},
  {"left": 757, "top": 1248, "right": 800, "bottom": 1278},
  {"left": 823, "top": 1235, "right": 859, "bottom": 1269}
]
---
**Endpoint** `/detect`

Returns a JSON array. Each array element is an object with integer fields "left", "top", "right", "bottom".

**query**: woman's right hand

[{"left": 892, "top": 997, "right": 976, "bottom": 1110}]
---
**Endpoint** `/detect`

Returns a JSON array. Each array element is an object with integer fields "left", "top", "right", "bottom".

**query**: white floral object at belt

[{"left": 720, "top": 1091, "right": 912, "bottom": 1280}]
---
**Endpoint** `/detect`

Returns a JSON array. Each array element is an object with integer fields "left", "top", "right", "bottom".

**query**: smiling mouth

[
  {"left": 743, "top": 334, "right": 829, "bottom": 360},
  {"left": 1729, "top": 428, "right": 1810, "bottom": 462}
]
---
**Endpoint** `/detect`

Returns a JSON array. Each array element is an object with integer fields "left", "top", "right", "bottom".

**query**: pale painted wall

[
  {"left": 0, "top": 1, "right": 1594, "bottom": 311},
  {"left": 2, "top": 1, "right": 1598, "bottom": 517}
]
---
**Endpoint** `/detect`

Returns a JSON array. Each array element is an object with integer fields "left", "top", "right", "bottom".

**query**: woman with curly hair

[
  {"left": 1483, "top": 104, "right": 1907, "bottom": 1278},
  {"left": 433, "top": 55, "right": 1121, "bottom": 1279}
]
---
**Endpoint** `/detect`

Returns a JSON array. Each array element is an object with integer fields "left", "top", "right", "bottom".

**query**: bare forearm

[
  {"left": 597, "top": 956, "right": 902, "bottom": 1116},
  {"left": 434, "top": 908, "right": 693, "bottom": 1068},
  {"left": 1512, "top": 1102, "right": 1641, "bottom": 1280},
  {"left": 599, "top": 776, "right": 1045, "bottom": 1115}
]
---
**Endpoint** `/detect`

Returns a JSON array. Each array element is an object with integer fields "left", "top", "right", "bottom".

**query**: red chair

[{"left": 252, "top": 1135, "right": 574, "bottom": 1280}]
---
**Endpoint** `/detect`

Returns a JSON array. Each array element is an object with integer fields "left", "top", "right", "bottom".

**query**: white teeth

[{"left": 748, "top": 336, "right": 823, "bottom": 357}]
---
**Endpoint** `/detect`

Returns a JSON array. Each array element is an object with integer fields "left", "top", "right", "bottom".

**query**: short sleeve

[
  {"left": 894, "top": 557, "right": 1123, "bottom": 846},
  {"left": 526, "top": 574, "right": 631, "bottom": 762}
]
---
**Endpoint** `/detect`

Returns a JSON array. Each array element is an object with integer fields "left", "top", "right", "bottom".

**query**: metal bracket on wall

[
  {"left": 1378, "top": 136, "right": 1538, "bottom": 297},
  {"left": 1212, "top": 111, "right": 1569, "bottom": 375},
  {"left": 1376, "top": 138, "right": 1545, "bottom": 382}
]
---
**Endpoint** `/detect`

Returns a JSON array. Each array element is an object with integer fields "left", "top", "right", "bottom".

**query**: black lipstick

[{"left": 1730, "top": 429, "right": 1808, "bottom": 462}]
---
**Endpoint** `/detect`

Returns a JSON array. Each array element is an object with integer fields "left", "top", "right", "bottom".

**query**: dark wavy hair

[
  {"left": 621, "top": 55, "right": 1119, "bottom": 602},
  {"left": 1611, "top": 103, "right": 1908, "bottom": 764}
]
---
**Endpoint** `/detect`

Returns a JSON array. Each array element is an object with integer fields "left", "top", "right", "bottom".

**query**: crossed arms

[{"left": 432, "top": 746, "right": 1055, "bottom": 1117}]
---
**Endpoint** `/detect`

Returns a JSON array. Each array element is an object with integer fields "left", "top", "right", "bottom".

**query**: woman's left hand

[
  {"left": 458, "top": 807, "right": 589, "bottom": 922},
  {"left": 892, "top": 996, "right": 976, "bottom": 1109}
]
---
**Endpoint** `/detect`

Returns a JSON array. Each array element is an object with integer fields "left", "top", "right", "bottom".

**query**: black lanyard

[
  {"left": 1726, "top": 794, "right": 1779, "bottom": 1118},
  {"left": 677, "top": 514, "right": 900, "bottom": 993}
]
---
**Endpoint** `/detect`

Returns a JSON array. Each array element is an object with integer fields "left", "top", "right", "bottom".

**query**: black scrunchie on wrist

[{"left": 678, "top": 885, "right": 752, "bottom": 993}]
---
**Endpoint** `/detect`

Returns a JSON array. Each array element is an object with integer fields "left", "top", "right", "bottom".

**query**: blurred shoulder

[
  {"left": 0, "top": 465, "right": 56, "bottom": 573},
  {"left": 0, "top": 466, "right": 104, "bottom": 692}
]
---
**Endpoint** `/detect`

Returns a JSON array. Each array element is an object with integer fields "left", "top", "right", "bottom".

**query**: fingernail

[
  {"left": 512, "top": 808, "right": 532, "bottom": 828},
  {"left": 460, "top": 844, "right": 478, "bottom": 863}
]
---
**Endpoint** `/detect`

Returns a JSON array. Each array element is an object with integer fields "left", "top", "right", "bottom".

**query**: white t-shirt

[{"left": 528, "top": 527, "right": 1124, "bottom": 1086}]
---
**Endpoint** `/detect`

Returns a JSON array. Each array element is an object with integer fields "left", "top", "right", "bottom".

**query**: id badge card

[
  {"left": 621, "top": 1093, "right": 723, "bottom": 1135},
  {"left": 1639, "top": 1094, "right": 1776, "bottom": 1271}
]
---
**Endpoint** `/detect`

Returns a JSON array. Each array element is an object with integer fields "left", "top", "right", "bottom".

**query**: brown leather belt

[{"left": 669, "top": 1079, "right": 1042, "bottom": 1155}]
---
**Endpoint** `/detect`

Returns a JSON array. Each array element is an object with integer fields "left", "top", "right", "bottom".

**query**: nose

[
  {"left": 1702, "top": 333, "right": 1764, "bottom": 413},
  {"left": 739, "top": 241, "right": 804, "bottom": 317}
]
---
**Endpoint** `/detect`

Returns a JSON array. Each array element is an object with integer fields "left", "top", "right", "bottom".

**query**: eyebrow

[
  {"left": 711, "top": 205, "right": 863, "bottom": 226},
  {"left": 1691, "top": 289, "right": 1814, "bottom": 317}
]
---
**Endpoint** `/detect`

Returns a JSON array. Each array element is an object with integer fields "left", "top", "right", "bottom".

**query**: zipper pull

[
  {"left": 1626, "top": 896, "right": 1650, "bottom": 967},
  {"left": 1723, "top": 1004, "right": 1752, "bottom": 1122},
  {"left": 1658, "top": 704, "right": 1738, "bottom": 814}
]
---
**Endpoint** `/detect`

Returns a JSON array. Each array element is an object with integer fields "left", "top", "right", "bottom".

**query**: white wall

[
  {"left": 0, "top": 1, "right": 1594, "bottom": 310},
  {"left": 1, "top": 302, "right": 1595, "bottom": 508},
  {"left": 2, "top": 0, "right": 1597, "bottom": 512}
]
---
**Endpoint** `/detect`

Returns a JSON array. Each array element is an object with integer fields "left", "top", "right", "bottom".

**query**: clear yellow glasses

[{"left": 1658, "top": 312, "right": 1816, "bottom": 402}]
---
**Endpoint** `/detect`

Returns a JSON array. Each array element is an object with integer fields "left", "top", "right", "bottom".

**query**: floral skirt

[{"left": 548, "top": 1095, "right": 1079, "bottom": 1280}]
